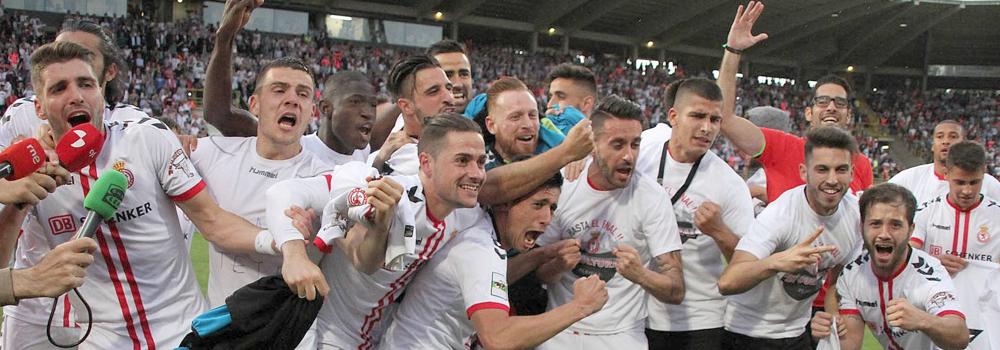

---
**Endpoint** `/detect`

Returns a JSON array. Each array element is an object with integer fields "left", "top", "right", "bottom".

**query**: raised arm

[
  {"left": 480, "top": 119, "right": 592, "bottom": 205},
  {"left": 719, "top": 227, "right": 836, "bottom": 295},
  {"left": 718, "top": 1, "right": 769, "bottom": 156},
  {"left": 334, "top": 177, "right": 403, "bottom": 274},
  {"left": 204, "top": 0, "right": 259, "bottom": 137}
]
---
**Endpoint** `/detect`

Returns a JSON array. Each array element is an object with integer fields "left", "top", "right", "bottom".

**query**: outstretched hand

[{"left": 727, "top": 1, "right": 769, "bottom": 51}]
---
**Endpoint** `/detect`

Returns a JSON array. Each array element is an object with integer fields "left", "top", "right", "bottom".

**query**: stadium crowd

[{"left": 0, "top": 1, "right": 997, "bottom": 349}]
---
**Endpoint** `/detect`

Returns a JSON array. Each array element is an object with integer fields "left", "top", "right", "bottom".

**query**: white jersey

[
  {"left": 271, "top": 165, "right": 489, "bottom": 349},
  {"left": 948, "top": 260, "right": 998, "bottom": 350},
  {"left": 911, "top": 194, "right": 1000, "bottom": 264},
  {"left": 18, "top": 119, "right": 208, "bottom": 349},
  {"left": 1, "top": 98, "right": 149, "bottom": 330},
  {"left": 837, "top": 249, "right": 965, "bottom": 350},
  {"left": 367, "top": 142, "right": 418, "bottom": 176},
  {"left": 725, "top": 185, "right": 863, "bottom": 339},
  {"left": 635, "top": 124, "right": 755, "bottom": 332},
  {"left": 379, "top": 220, "right": 508, "bottom": 350},
  {"left": 190, "top": 136, "right": 332, "bottom": 307},
  {"left": 536, "top": 171, "right": 682, "bottom": 334},
  {"left": 300, "top": 133, "right": 370, "bottom": 166},
  {"left": 888, "top": 163, "right": 1000, "bottom": 205}
]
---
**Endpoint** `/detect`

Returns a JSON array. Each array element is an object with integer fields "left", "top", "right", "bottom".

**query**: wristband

[
  {"left": 722, "top": 44, "right": 743, "bottom": 55},
  {"left": 254, "top": 230, "right": 280, "bottom": 256}
]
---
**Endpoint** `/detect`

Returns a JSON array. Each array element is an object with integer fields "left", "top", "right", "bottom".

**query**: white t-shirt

[
  {"left": 299, "top": 133, "right": 370, "bottom": 166},
  {"left": 536, "top": 170, "right": 682, "bottom": 334},
  {"left": 747, "top": 168, "right": 767, "bottom": 216},
  {"left": 912, "top": 194, "right": 1000, "bottom": 264},
  {"left": 837, "top": 248, "right": 965, "bottom": 350},
  {"left": 379, "top": 220, "right": 508, "bottom": 350},
  {"left": 1, "top": 98, "right": 149, "bottom": 328},
  {"left": 725, "top": 185, "right": 862, "bottom": 339},
  {"left": 888, "top": 163, "right": 1000, "bottom": 205},
  {"left": 635, "top": 124, "right": 755, "bottom": 332},
  {"left": 312, "top": 171, "right": 490, "bottom": 349},
  {"left": 190, "top": 136, "right": 332, "bottom": 307},
  {"left": 366, "top": 113, "right": 418, "bottom": 176},
  {"left": 17, "top": 119, "right": 208, "bottom": 348}
]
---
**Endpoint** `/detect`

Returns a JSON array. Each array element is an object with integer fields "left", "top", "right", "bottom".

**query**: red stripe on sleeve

[
  {"left": 169, "top": 180, "right": 206, "bottom": 202},
  {"left": 466, "top": 302, "right": 511, "bottom": 319},
  {"left": 909, "top": 237, "right": 924, "bottom": 246},
  {"left": 839, "top": 309, "right": 861, "bottom": 316},
  {"left": 936, "top": 310, "right": 966, "bottom": 319}
]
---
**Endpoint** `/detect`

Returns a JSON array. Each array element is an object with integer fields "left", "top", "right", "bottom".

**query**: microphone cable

[{"left": 46, "top": 287, "right": 93, "bottom": 348}]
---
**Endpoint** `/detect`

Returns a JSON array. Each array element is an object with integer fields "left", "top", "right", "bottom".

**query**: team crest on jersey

[
  {"left": 112, "top": 160, "right": 134, "bottom": 188},
  {"left": 490, "top": 272, "right": 508, "bottom": 300},
  {"left": 928, "top": 291, "right": 956, "bottom": 309},
  {"left": 168, "top": 149, "right": 195, "bottom": 178},
  {"left": 978, "top": 225, "right": 990, "bottom": 243},
  {"left": 347, "top": 187, "right": 366, "bottom": 207}
]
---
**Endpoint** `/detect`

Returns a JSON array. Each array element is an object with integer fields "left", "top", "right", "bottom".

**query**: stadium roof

[{"left": 275, "top": 0, "right": 999, "bottom": 79}]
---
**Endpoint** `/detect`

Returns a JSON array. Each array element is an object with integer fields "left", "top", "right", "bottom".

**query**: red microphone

[
  {"left": 55, "top": 123, "right": 104, "bottom": 172},
  {"left": 0, "top": 138, "right": 46, "bottom": 180}
]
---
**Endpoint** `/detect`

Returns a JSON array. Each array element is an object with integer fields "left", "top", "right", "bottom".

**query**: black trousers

[
  {"left": 646, "top": 327, "right": 724, "bottom": 350},
  {"left": 720, "top": 329, "right": 812, "bottom": 350}
]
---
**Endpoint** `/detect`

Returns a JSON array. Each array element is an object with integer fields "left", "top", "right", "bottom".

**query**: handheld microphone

[
  {"left": 56, "top": 123, "right": 104, "bottom": 173},
  {"left": 72, "top": 169, "right": 127, "bottom": 240},
  {"left": 0, "top": 138, "right": 46, "bottom": 180}
]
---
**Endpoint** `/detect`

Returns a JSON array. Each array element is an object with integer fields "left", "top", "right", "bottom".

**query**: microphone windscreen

[
  {"left": 56, "top": 123, "right": 104, "bottom": 172},
  {"left": 0, "top": 138, "right": 46, "bottom": 180},
  {"left": 83, "top": 169, "right": 128, "bottom": 220}
]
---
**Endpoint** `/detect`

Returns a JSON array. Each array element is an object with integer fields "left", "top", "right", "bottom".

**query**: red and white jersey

[
  {"left": 378, "top": 220, "right": 507, "bottom": 350},
  {"left": 837, "top": 248, "right": 966, "bottom": 350},
  {"left": 536, "top": 170, "right": 682, "bottom": 334},
  {"left": 190, "top": 136, "right": 331, "bottom": 307},
  {"left": 22, "top": 118, "right": 208, "bottom": 349},
  {"left": 888, "top": 163, "right": 1000, "bottom": 205},
  {"left": 300, "top": 133, "right": 370, "bottom": 166},
  {"left": 1, "top": 97, "right": 149, "bottom": 329},
  {"left": 912, "top": 194, "right": 1000, "bottom": 265},
  {"left": 273, "top": 168, "right": 489, "bottom": 349},
  {"left": 635, "top": 124, "right": 756, "bottom": 332},
  {"left": 948, "top": 260, "right": 998, "bottom": 350},
  {"left": 725, "top": 185, "right": 862, "bottom": 339}
]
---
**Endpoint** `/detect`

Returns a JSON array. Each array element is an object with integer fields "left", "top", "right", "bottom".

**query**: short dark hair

[
  {"left": 30, "top": 42, "right": 96, "bottom": 96},
  {"left": 507, "top": 155, "right": 564, "bottom": 204},
  {"left": 662, "top": 78, "right": 723, "bottom": 110},
  {"left": 417, "top": 113, "right": 482, "bottom": 157},
  {"left": 591, "top": 94, "right": 643, "bottom": 133},
  {"left": 946, "top": 141, "right": 986, "bottom": 173},
  {"left": 60, "top": 18, "right": 127, "bottom": 104},
  {"left": 322, "top": 70, "right": 370, "bottom": 102},
  {"left": 804, "top": 126, "right": 857, "bottom": 163},
  {"left": 426, "top": 39, "right": 467, "bottom": 57},
  {"left": 254, "top": 57, "right": 316, "bottom": 94},
  {"left": 934, "top": 119, "right": 965, "bottom": 137},
  {"left": 546, "top": 63, "right": 597, "bottom": 97},
  {"left": 388, "top": 54, "right": 440, "bottom": 101},
  {"left": 859, "top": 183, "right": 917, "bottom": 226},
  {"left": 812, "top": 75, "right": 852, "bottom": 101}
]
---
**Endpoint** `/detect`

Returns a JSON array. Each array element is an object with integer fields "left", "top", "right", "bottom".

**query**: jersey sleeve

[
  {"left": 983, "top": 176, "right": 1000, "bottom": 202},
  {"left": 131, "top": 120, "right": 205, "bottom": 201},
  {"left": 757, "top": 128, "right": 797, "bottom": 164},
  {"left": 917, "top": 260, "right": 965, "bottom": 319},
  {"left": 265, "top": 175, "right": 335, "bottom": 249},
  {"left": 851, "top": 154, "right": 874, "bottom": 193},
  {"left": 642, "top": 182, "right": 682, "bottom": 258},
  {"left": 735, "top": 204, "right": 787, "bottom": 260},
  {"left": 456, "top": 234, "right": 511, "bottom": 319},
  {"left": 0, "top": 99, "right": 39, "bottom": 149},
  {"left": 911, "top": 205, "right": 931, "bottom": 246},
  {"left": 835, "top": 270, "right": 860, "bottom": 316},
  {"left": 722, "top": 175, "right": 756, "bottom": 238}
]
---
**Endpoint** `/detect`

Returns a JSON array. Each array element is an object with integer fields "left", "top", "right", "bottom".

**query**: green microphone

[{"left": 73, "top": 169, "right": 128, "bottom": 240}]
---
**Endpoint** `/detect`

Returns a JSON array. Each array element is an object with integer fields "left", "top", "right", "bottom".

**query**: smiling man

[
  {"left": 484, "top": 77, "right": 541, "bottom": 170},
  {"left": 811, "top": 183, "right": 969, "bottom": 350},
  {"left": 718, "top": 126, "right": 863, "bottom": 350}
]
